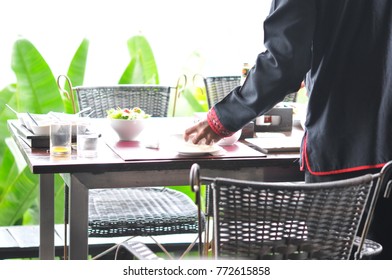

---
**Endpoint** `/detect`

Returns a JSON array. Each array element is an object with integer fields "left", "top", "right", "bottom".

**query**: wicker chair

[
  {"left": 203, "top": 75, "right": 297, "bottom": 108},
  {"left": 188, "top": 162, "right": 392, "bottom": 260},
  {"left": 73, "top": 85, "right": 204, "bottom": 259},
  {"left": 204, "top": 76, "right": 241, "bottom": 108},
  {"left": 75, "top": 85, "right": 171, "bottom": 118}
]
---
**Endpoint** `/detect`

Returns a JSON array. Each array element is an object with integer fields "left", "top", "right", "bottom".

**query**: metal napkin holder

[{"left": 254, "top": 107, "right": 293, "bottom": 132}]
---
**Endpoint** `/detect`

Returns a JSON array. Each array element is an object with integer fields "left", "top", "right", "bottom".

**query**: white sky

[{"left": 0, "top": 0, "right": 270, "bottom": 88}]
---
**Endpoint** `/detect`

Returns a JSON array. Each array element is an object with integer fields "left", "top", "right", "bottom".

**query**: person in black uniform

[{"left": 185, "top": 0, "right": 392, "bottom": 259}]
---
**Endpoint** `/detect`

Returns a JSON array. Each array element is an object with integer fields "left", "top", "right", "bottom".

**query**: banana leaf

[
  {"left": 61, "top": 38, "right": 89, "bottom": 114},
  {"left": 11, "top": 38, "right": 63, "bottom": 114},
  {"left": 119, "top": 35, "right": 159, "bottom": 84},
  {"left": 172, "top": 87, "right": 208, "bottom": 117},
  {"left": 169, "top": 51, "right": 209, "bottom": 117},
  {"left": 0, "top": 84, "right": 17, "bottom": 160},
  {"left": 0, "top": 38, "right": 89, "bottom": 226},
  {"left": 0, "top": 144, "right": 64, "bottom": 226},
  {"left": 0, "top": 139, "right": 38, "bottom": 226}
]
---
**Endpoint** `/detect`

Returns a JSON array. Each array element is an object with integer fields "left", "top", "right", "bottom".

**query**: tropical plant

[
  {"left": 0, "top": 34, "right": 207, "bottom": 226},
  {"left": 119, "top": 35, "right": 160, "bottom": 84},
  {"left": 0, "top": 34, "right": 171, "bottom": 226},
  {"left": 0, "top": 38, "right": 89, "bottom": 226},
  {"left": 169, "top": 51, "right": 209, "bottom": 117}
]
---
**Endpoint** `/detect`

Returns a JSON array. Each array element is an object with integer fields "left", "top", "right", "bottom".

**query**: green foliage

[
  {"left": 169, "top": 51, "right": 209, "bottom": 117},
  {"left": 0, "top": 34, "right": 205, "bottom": 227},
  {"left": 11, "top": 39, "right": 64, "bottom": 114},
  {"left": 61, "top": 39, "right": 90, "bottom": 114},
  {"left": 0, "top": 84, "right": 17, "bottom": 158},
  {"left": 119, "top": 35, "right": 159, "bottom": 84},
  {"left": 171, "top": 85, "right": 209, "bottom": 117},
  {"left": 0, "top": 37, "right": 89, "bottom": 226},
  {"left": 0, "top": 139, "right": 38, "bottom": 225}
]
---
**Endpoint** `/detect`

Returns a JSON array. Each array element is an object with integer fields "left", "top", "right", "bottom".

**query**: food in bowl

[
  {"left": 107, "top": 107, "right": 150, "bottom": 120},
  {"left": 107, "top": 107, "right": 150, "bottom": 141}
]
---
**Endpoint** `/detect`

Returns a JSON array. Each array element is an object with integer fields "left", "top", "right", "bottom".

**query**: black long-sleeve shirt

[{"left": 207, "top": 0, "right": 392, "bottom": 175}]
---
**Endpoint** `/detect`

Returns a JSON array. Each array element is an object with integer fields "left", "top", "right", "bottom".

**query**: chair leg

[
  {"left": 149, "top": 236, "right": 175, "bottom": 259},
  {"left": 115, "top": 241, "right": 162, "bottom": 260},
  {"left": 149, "top": 235, "right": 200, "bottom": 260},
  {"left": 92, "top": 245, "right": 119, "bottom": 260},
  {"left": 92, "top": 235, "right": 201, "bottom": 260},
  {"left": 92, "top": 236, "right": 137, "bottom": 260},
  {"left": 203, "top": 217, "right": 214, "bottom": 258},
  {"left": 178, "top": 235, "right": 199, "bottom": 259}
]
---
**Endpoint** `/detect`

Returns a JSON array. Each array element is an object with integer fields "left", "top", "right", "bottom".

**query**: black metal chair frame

[{"left": 189, "top": 161, "right": 392, "bottom": 260}]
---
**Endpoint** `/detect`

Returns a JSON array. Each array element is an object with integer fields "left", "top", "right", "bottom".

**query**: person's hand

[{"left": 184, "top": 119, "right": 223, "bottom": 145}]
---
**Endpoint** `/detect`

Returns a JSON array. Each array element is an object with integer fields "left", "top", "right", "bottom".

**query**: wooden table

[{"left": 7, "top": 118, "right": 303, "bottom": 260}]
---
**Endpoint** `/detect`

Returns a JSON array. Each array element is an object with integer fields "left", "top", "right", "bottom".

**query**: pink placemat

[{"left": 105, "top": 139, "right": 266, "bottom": 161}]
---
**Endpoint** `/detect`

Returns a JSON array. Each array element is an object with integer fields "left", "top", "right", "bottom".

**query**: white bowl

[
  {"left": 217, "top": 129, "right": 242, "bottom": 146},
  {"left": 109, "top": 118, "right": 146, "bottom": 141}
]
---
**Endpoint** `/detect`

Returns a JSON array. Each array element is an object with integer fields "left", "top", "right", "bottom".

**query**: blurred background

[{"left": 0, "top": 0, "right": 271, "bottom": 88}]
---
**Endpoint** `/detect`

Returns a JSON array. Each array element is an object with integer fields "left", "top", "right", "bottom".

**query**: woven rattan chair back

[
  {"left": 211, "top": 177, "right": 372, "bottom": 260},
  {"left": 204, "top": 76, "right": 297, "bottom": 109},
  {"left": 74, "top": 85, "right": 171, "bottom": 118},
  {"left": 204, "top": 76, "right": 241, "bottom": 108},
  {"left": 190, "top": 162, "right": 392, "bottom": 260}
]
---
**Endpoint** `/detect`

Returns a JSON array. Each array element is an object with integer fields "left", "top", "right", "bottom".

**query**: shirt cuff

[{"left": 207, "top": 108, "right": 235, "bottom": 137}]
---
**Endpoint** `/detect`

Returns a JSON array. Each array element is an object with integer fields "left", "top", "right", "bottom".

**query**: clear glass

[
  {"left": 50, "top": 121, "right": 72, "bottom": 157},
  {"left": 77, "top": 119, "right": 99, "bottom": 158}
]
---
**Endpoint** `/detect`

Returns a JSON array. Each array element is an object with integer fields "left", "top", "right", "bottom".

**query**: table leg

[
  {"left": 39, "top": 174, "right": 55, "bottom": 260},
  {"left": 68, "top": 175, "right": 89, "bottom": 260}
]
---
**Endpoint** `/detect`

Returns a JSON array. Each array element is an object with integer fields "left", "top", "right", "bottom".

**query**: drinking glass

[
  {"left": 77, "top": 119, "right": 99, "bottom": 158},
  {"left": 50, "top": 121, "right": 72, "bottom": 157}
]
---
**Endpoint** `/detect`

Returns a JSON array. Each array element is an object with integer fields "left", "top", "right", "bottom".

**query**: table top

[{"left": 7, "top": 118, "right": 302, "bottom": 175}]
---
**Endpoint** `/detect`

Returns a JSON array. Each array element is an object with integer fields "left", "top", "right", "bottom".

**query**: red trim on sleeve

[{"left": 207, "top": 108, "right": 235, "bottom": 137}]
